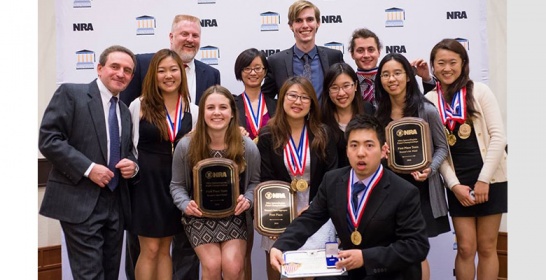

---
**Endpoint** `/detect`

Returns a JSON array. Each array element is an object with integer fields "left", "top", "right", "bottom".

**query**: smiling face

[
  {"left": 283, "top": 84, "right": 311, "bottom": 122},
  {"left": 289, "top": 7, "right": 319, "bottom": 46},
  {"left": 156, "top": 56, "right": 182, "bottom": 95},
  {"left": 351, "top": 37, "right": 380, "bottom": 70},
  {"left": 380, "top": 59, "right": 409, "bottom": 100},
  {"left": 242, "top": 56, "right": 266, "bottom": 89},
  {"left": 169, "top": 19, "right": 201, "bottom": 63},
  {"left": 203, "top": 92, "right": 233, "bottom": 133},
  {"left": 97, "top": 51, "right": 134, "bottom": 95},
  {"left": 346, "top": 128, "right": 387, "bottom": 180},
  {"left": 328, "top": 73, "right": 356, "bottom": 110},
  {"left": 432, "top": 49, "right": 463, "bottom": 89}
]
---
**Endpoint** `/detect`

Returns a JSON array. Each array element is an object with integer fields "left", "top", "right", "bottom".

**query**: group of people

[{"left": 39, "top": 1, "right": 507, "bottom": 280}]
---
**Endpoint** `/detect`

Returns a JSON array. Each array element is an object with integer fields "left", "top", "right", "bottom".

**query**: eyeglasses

[
  {"left": 380, "top": 71, "right": 406, "bottom": 80},
  {"left": 242, "top": 66, "right": 265, "bottom": 74},
  {"left": 285, "top": 92, "right": 311, "bottom": 104},
  {"left": 329, "top": 83, "right": 355, "bottom": 94}
]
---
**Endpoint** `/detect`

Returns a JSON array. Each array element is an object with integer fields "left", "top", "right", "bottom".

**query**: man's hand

[
  {"left": 88, "top": 164, "right": 114, "bottom": 188},
  {"left": 336, "top": 249, "right": 364, "bottom": 271},
  {"left": 116, "top": 158, "right": 137, "bottom": 178},
  {"left": 269, "top": 247, "right": 284, "bottom": 273}
]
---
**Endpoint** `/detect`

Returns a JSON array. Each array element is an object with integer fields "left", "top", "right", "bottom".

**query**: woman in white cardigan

[{"left": 425, "top": 39, "right": 507, "bottom": 280}]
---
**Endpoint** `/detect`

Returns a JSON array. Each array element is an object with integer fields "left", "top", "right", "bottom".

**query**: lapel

[
  {"left": 317, "top": 46, "right": 331, "bottom": 74},
  {"left": 87, "top": 80, "right": 108, "bottom": 163},
  {"left": 358, "top": 170, "right": 390, "bottom": 232},
  {"left": 283, "top": 48, "right": 294, "bottom": 78},
  {"left": 333, "top": 168, "right": 351, "bottom": 242},
  {"left": 235, "top": 95, "right": 247, "bottom": 127},
  {"left": 194, "top": 61, "right": 206, "bottom": 104},
  {"left": 264, "top": 96, "right": 276, "bottom": 118},
  {"left": 308, "top": 131, "right": 317, "bottom": 183}
]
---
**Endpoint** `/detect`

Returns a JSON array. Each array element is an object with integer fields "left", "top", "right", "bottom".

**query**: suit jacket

[
  {"left": 119, "top": 53, "right": 221, "bottom": 106},
  {"left": 256, "top": 125, "right": 338, "bottom": 202},
  {"left": 233, "top": 93, "right": 277, "bottom": 129},
  {"left": 262, "top": 45, "right": 344, "bottom": 99},
  {"left": 273, "top": 166, "right": 429, "bottom": 280},
  {"left": 39, "top": 80, "right": 136, "bottom": 226}
]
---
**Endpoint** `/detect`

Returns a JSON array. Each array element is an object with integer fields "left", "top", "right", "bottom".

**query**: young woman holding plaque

[
  {"left": 425, "top": 38, "right": 507, "bottom": 280},
  {"left": 257, "top": 76, "right": 339, "bottom": 280},
  {"left": 170, "top": 85, "right": 261, "bottom": 280},
  {"left": 374, "top": 53, "right": 451, "bottom": 280},
  {"left": 320, "top": 62, "right": 374, "bottom": 168},
  {"left": 128, "top": 49, "right": 198, "bottom": 280}
]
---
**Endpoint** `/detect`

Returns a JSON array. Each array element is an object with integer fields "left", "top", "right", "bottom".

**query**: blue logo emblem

[
  {"left": 260, "top": 12, "right": 280, "bottom": 32},
  {"left": 136, "top": 16, "right": 156, "bottom": 35},
  {"left": 200, "top": 45, "right": 220, "bottom": 65},
  {"left": 385, "top": 7, "right": 405, "bottom": 27},
  {"left": 76, "top": 49, "right": 95, "bottom": 70}
]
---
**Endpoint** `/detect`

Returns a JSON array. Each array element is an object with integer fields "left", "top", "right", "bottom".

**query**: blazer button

[{"left": 491, "top": 178, "right": 496, "bottom": 182}]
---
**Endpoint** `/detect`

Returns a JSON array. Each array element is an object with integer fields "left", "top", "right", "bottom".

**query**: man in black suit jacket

[
  {"left": 120, "top": 14, "right": 220, "bottom": 280},
  {"left": 270, "top": 114, "right": 429, "bottom": 280},
  {"left": 39, "top": 45, "right": 139, "bottom": 280},
  {"left": 262, "top": 0, "right": 344, "bottom": 100}
]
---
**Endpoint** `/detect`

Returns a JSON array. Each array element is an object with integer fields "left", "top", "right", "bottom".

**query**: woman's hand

[
  {"left": 451, "top": 184, "right": 476, "bottom": 207},
  {"left": 234, "top": 194, "right": 251, "bottom": 215},
  {"left": 184, "top": 200, "right": 203, "bottom": 217},
  {"left": 239, "top": 126, "right": 249, "bottom": 137},
  {"left": 411, "top": 167, "right": 431, "bottom": 182},
  {"left": 473, "top": 180, "right": 490, "bottom": 204}
]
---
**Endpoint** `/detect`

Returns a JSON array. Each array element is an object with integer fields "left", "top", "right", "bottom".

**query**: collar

[{"left": 293, "top": 45, "right": 318, "bottom": 59}]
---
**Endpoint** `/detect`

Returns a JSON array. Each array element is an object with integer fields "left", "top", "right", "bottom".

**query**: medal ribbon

[
  {"left": 436, "top": 82, "right": 467, "bottom": 131},
  {"left": 284, "top": 125, "right": 309, "bottom": 177},
  {"left": 347, "top": 164, "right": 383, "bottom": 230},
  {"left": 242, "top": 91, "right": 266, "bottom": 137},
  {"left": 166, "top": 95, "right": 184, "bottom": 145}
]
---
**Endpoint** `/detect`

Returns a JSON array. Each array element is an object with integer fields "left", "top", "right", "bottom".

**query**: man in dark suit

[
  {"left": 262, "top": 0, "right": 344, "bottom": 100},
  {"left": 120, "top": 14, "right": 220, "bottom": 280},
  {"left": 270, "top": 114, "right": 429, "bottom": 280},
  {"left": 39, "top": 45, "right": 139, "bottom": 280}
]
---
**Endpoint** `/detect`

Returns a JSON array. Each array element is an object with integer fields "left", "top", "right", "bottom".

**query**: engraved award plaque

[
  {"left": 254, "top": 181, "right": 296, "bottom": 237},
  {"left": 193, "top": 158, "right": 239, "bottom": 218},
  {"left": 385, "top": 117, "right": 433, "bottom": 174}
]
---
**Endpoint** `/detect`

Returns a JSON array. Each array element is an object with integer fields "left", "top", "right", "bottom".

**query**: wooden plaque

[
  {"left": 385, "top": 117, "right": 433, "bottom": 174},
  {"left": 193, "top": 158, "right": 239, "bottom": 218},
  {"left": 253, "top": 181, "right": 296, "bottom": 237}
]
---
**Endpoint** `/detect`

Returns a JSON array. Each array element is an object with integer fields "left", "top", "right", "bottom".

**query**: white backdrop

[{"left": 56, "top": 0, "right": 487, "bottom": 279}]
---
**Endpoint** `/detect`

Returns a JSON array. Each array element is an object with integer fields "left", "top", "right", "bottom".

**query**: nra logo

[
  {"left": 200, "top": 19, "right": 218, "bottom": 27},
  {"left": 261, "top": 49, "right": 281, "bottom": 58},
  {"left": 321, "top": 15, "right": 342, "bottom": 24},
  {"left": 447, "top": 11, "right": 468, "bottom": 19},
  {"left": 385, "top": 45, "right": 407, "bottom": 54},
  {"left": 73, "top": 23, "right": 94, "bottom": 31}
]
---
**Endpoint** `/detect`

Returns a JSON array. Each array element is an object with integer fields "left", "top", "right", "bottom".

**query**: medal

[
  {"left": 351, "top": 230, "right": 362, "bottom": 245},
  {"left": 448, "top": 133, "right": 457, "bottom": 146},
  {"left": 458, "top": 123, "right": 471, "bottom": 139},
  {"left": 290, "top": 179, "right": 298, "bottom": 192},
  {"left": 253, "top": 136, "right": 259, "bottom": 144},
  {"left": 296, "top": 179, "right": 308, "bottom": 192}
]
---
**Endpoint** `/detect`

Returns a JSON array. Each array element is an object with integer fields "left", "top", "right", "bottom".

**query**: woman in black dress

[
  {"left": 128, "top": 49, "right": 197, "bottom": 279},
  {"left": 425, "top": 39, "right": 507, "bottom": 280}
]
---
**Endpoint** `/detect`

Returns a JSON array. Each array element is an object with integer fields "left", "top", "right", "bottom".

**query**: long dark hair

[
  {"left": 430, "top": 38, "right": 478, "bottom": 118},
  {"left": 374, "top": 53, "right": 432, "bottom": 127},
  {"left": 320, "top": 62, "right": 365, "bottom": 143}
]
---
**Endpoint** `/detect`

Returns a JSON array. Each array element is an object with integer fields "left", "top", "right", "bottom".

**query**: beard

[{"left": 178, "top": 50, "right": 197, "bottom": 63}]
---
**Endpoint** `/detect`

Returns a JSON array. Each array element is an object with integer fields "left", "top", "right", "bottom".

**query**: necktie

[
  {"left": 351, "top": 181, "right": 367, "bottom": 210},
  {"left": 302, "top": 54, "right": 312, "bottom": 81},
  {"left": 362, "top": 77, "right": 374, "bottom": 103},
  {"left": 108, "top": 96, "right": 121, "bottom": 191}
]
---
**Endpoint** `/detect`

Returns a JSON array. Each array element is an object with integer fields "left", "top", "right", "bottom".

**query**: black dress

[
  {"left": 128, "top": 112, "right": 192, "bottom": 237},
  {"left": 447, "top": 122, "right": 508, "bottom": 217}
]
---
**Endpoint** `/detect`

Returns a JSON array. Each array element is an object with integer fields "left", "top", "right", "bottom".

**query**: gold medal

[
  {"left": 253, "top": 136, "right": 259, "bottom": 144},
  {"left": 296, "top": 179, "right": 308, "bottom": 192},
  {"left": 172, "top": 143, "right": 174, "bottom": 154},
  {"left": 351, "top": 230, "right": 362, "bottom": 245},
  {"left": 458, "top": 123, "right": 471, "bottom": 139},
  {"left": 290, "top": 179, "right": 298, "bottom": 192},
  {"left": 448, "top": 133, "right": 457, "bottom": 146}
]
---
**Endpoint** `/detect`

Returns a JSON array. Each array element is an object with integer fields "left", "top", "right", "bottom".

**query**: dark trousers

[
  {"left": 62, "top": 187, "right": 123, "bottom": 280},
  {"left": 125, "top": 231, "right": 199, "bottom": 280}
]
